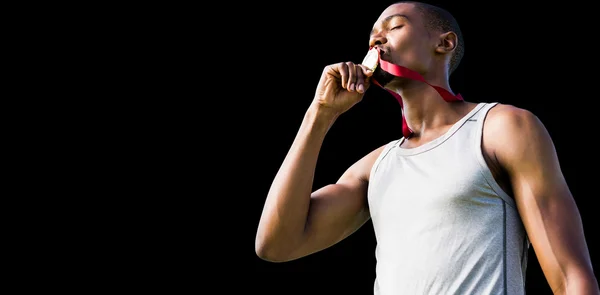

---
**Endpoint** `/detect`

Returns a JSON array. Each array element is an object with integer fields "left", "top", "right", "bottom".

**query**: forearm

[
  {"left": 256, "top": 104, "right": 338, "bottom": 260},
  {"left": 554, "top": 274, "right": 599, "bottom": 295}
]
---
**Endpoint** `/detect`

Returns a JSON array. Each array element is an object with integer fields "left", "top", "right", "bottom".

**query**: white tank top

[{"left": 368, "top": 102, "right": 530, "bottom": 295}]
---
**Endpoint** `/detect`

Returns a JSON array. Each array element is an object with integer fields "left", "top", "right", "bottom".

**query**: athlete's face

[{"left": 369, "top": 3, "right": 438, "bottom": 75}]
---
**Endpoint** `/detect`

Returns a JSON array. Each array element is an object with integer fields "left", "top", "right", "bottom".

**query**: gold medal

[{"left": 361, "top": 48, "right": 379, "bottom": 71}]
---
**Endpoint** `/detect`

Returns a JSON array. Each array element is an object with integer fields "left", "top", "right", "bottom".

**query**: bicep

[
  {"left": 288, "top": 145, "right": 384, "bottom": 260},
  {"left": 493, "top": 107, "right": 595, "bottom": 291},
  {"left": 298, "top": 180, "right": 370, "bottom": 255}
]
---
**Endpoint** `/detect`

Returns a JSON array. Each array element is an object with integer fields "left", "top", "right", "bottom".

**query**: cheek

[
  {"left": 390, "top": 33, "right": 428, "bottom": 64},
  {"left": 391, "top": 48, "right": 424, "bottom": 69},
  {"left": 399, "top": 40, "right": 433, "bottom": 69}
]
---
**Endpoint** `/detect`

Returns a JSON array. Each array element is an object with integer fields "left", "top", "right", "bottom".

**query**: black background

[
  {"left": 122, "top": 0, "right": 599, "bottom": 293},
  {"left": 234, "top": 1, "right": 599, "bottom": 294}
]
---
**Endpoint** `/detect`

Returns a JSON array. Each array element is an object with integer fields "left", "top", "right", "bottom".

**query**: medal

[{"left": 361, "top": 47, "right": 379, "bottom": 71}]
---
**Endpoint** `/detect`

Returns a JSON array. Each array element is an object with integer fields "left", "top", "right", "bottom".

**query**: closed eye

[{"left": 391, "top": 25, "right": 403, "bottom": 30}]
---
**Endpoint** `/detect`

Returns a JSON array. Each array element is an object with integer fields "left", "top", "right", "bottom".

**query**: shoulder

[
  {"left": 485, "top": 103, "right": 541, "bottom": 133},
  {"left": 482, "top": 103, "right": 547, "bottom": 145},
  {"left": 343, "top": 139, "right": 398, "bottom": 183},
  {"left": 482, "top": 103, "right": 554, "bottom": 169}
]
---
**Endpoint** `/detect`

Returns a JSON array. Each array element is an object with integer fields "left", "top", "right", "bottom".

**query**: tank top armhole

[
  {"left": 369, "top": 139, "right": 400, "bottom": 185},
  {"left": 472, "top": 102, "right": 518, "bottom": 210}
]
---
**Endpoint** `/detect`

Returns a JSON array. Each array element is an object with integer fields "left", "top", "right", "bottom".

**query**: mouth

[{"left": 378, "top": 49, "right": 391, "bottom": 63}]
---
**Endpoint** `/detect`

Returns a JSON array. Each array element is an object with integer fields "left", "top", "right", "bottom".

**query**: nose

[{"left": 369, "top": 34, "right": 387, "bottom": 48}]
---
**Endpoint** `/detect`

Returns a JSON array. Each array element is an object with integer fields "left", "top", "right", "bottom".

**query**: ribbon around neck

[{"left": 363, "top": 47, "right": 463, "bottom": 139}]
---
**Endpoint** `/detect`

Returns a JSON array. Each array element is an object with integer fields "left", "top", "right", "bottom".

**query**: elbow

[
  {"left": 255, "top": 244, "right": 284, "bottom": 262},
  {"left": 255, "top": 234, "right": 292, "bottom": 263}
]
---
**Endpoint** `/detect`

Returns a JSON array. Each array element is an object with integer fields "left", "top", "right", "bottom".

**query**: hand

[{"left": 313, "top": 61, "right": 373, "bottom": 117}]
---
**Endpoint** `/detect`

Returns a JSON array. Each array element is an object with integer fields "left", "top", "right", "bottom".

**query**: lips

[{"left": 378, "top": 49, "right": 391, "bottom": 63}]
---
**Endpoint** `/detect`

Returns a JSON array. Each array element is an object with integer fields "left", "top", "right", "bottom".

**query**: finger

[
  {"left": 337, "top": 62, "right": 349, "bottom": 89},
  {"left": 346, "top": 62, "right": 357, "bottom": 92},
  {"left": 355, "top": 67, "right": 366, "bottom": 93},
  {"left": 357, "top": 65, "right": 372, "bottom": 93},
  {"left": 359, "top": 65, "right": 374, "bottom": 77}
]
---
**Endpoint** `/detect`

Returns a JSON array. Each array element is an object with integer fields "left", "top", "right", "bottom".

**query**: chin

[
  {"left": 382, "top": 77, "right": 416, "bottom": 94},
  {"left": 372, "top": 67, "right": 396, "bottom": 87}
]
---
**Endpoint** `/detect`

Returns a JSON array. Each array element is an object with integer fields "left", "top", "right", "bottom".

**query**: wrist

[{"left": 305, "top": 103, "right": 339, "bottom": 133}]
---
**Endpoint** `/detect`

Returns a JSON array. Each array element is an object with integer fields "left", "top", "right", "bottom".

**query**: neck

[{"left": 386, "top": 76, "right": 465, "bottom": 138}]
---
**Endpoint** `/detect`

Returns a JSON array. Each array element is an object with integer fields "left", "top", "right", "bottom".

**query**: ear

[{"left": 435, "top": 31, "right": 457, "bottom": 54}]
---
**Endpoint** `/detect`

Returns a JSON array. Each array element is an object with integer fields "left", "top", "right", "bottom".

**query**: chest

[{"left": 368, "top": 145, "right": 491, "bottom": 218}]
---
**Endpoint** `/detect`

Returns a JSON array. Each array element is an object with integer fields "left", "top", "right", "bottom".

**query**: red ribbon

[{"left": 368, "top": 47, "right": 463, "bottom": 138}]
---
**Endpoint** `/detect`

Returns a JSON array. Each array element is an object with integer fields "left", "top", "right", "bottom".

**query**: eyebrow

[{"left": 369, "top": 14, "right": 409, "bottom": 37}]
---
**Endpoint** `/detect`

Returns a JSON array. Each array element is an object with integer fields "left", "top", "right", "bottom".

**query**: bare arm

[
  {"left": 488, "top": 105, "right": 599, "bottom": 294},
  {"left": 255, "top": 62, "right": 377, "bottom": 262},
  {"left": 255, "top": 105, "right": 382, "bottom": 262}
]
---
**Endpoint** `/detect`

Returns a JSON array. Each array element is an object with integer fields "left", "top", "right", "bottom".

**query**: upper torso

[{"left": 366, "top": 102, "right": 530, "bottom": 295}]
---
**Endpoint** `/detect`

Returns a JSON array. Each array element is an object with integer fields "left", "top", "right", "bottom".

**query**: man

[{"left": 255, "top": 1, "right": 598, "bottom": 294}]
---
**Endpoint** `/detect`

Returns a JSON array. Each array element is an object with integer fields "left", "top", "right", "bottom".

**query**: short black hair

[{"left": 396, "top": 1, "right": 464, "bottom": 75}]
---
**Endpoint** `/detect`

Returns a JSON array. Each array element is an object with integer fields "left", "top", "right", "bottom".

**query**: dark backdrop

[
  {"left": 231, "top": 1, "right": 600, "bottom": 294},
  {"left": 54, "top": 1, "right": 598, "bottom": 293}
]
